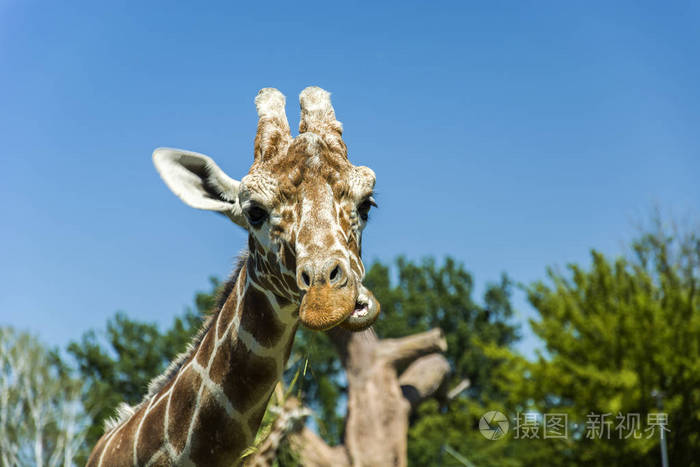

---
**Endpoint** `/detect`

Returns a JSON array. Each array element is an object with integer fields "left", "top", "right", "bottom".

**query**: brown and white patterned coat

[{"left": 86, "top": 87, "right": 380, "bottom": 466}]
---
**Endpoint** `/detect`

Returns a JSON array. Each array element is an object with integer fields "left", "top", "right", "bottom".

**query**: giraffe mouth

[{"left": 340, "top": 287, "right": 380, "bottom": 331}]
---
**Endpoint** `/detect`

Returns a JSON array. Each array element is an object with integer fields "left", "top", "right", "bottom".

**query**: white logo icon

[{"left": 479, "top": 410, "right": 509, "bottom": 440}]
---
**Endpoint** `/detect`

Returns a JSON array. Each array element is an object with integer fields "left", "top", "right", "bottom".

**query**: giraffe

[{"left": 86, "top": 86, "right": 381, "bottom": 466}]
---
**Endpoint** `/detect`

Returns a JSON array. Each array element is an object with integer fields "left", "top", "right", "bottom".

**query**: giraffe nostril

[
  {"left": 301, "top": 271, "right": 311, "bottom": 287},
  {"left": 329, "top": 265, "right": 341, "bottom": 283}
]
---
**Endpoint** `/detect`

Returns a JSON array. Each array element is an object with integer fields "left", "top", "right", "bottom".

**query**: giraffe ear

[{"left": 153, "top": 148, "right": 246, "bottom": 227}]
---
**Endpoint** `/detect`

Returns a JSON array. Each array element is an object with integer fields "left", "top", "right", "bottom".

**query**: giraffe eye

[
  {"left": 246, "top": 206, "right": 268, "bottom": 226},
  {"left": 358, "top": 197, "right": 377, "bottom": 221}
]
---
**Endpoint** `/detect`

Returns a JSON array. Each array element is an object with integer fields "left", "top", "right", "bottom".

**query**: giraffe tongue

[
  {"left": 351, "top": 301, "right": 369, "bottom": 318},
  {"left": 341, "top": 288, "right": 380, "bottom": 331}
]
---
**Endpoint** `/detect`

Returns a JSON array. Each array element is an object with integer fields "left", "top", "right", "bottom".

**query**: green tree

[
  {"left": 491, "top": 219, "right": 700, "bottom": 466},
  {"left": 376, "top": 258, "right": 518, "bottom": 466},
  {"left": 67, "top": 279, "right": 218, "bottom": 462},
  {"left": 0, "top": 327, "right": 87, "bottom": 467}
]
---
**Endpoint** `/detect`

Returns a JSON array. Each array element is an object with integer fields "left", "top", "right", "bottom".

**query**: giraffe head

[{"left": 154, "top": 87, "right": 380, "bottom": 332}]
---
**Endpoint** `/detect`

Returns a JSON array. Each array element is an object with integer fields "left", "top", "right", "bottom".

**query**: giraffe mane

[{"left": 103, "top": 251, "right": 249, "bottom": 433}]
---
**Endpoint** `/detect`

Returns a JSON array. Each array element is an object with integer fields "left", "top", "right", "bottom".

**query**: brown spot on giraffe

[
  {"left": 93, "top": 409, "right": 143, "bottom": 466},
  {"left": 196, "top": 324, "right": 216, "bottom": 367},
  {"left": 217, "top": 293, "right": 239, "bottom": 340},
  {"left": 135, "top": 396, "right": 168, "bottom": 464},
  {"left": 168, "top": 365, "right": 203, "bottom": 454},
  {"left": 208, "top": 334, "right": 233, "bottom": 386},
  {"left": 189, "top": 389, "right": 248, "bottom": 467},
  {"left": 247, "top": 403, "right": 268, "bottom": 434},
  {"left": 222, "top": 339, "right": 279, "bottom": 413}
]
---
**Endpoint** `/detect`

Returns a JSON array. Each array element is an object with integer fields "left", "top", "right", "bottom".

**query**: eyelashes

[{"left": 357, "top": 196, "right": 377, "bottom": 221}]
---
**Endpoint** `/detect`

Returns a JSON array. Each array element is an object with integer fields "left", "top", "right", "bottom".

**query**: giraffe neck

[{"left": 88, "top": 257, "right": 300, "bottom": 467}]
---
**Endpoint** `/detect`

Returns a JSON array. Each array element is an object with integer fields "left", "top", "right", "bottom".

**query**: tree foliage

[
  {"left": 66, "top": 280, "right": 216, "bottom": 462},
  {"left": 0, "top": 327, "right": 87, "bottom": 467},
  {"left": 489, "top": 218, "right": 700, "bottom": 466}
]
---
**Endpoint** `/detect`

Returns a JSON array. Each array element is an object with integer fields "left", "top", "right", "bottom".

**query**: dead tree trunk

[{"left": 246, "top": 327, "right": 452, "bottom": 467}]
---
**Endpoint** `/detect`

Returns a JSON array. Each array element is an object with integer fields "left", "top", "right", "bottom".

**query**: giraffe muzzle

[
  {"left": 296, "top": 259, "right": 380, "bottom": 331},
  {"left": 298, "top": 282, "right": 356, "bottom": 330},
  {"left": 298, "top": 282, "right": 380, "bottom": 331}
]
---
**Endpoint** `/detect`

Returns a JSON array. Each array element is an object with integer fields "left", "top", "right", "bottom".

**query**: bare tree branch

[
  {"left": 250, "top": 327, "right": 452, "bottom": 466},
  {"left": 398, "top": 353, "right": 451, "bottom": 409},
  {"left": 288, "top": 426, "right": 350, "bottom": 467},
  {"left": 447, "top": 379, "right": 471, "bottom": 401},
  {"left": 375, "top": 328, "right": 447, "bottom": 366}
]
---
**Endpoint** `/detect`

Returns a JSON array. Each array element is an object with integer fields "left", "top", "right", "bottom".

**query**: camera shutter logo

[{"left": 480, "top": 411, "right": 509, "bottom": 440}]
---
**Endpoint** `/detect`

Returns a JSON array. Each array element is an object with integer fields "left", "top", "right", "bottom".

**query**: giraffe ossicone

[{"left": 87, "top": 86, "right": 380, "bottom": 466}]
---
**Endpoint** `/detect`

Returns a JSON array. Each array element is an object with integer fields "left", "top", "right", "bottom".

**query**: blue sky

[{"left": 1, "top": 1, "right": 698, "bottom": 358}]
